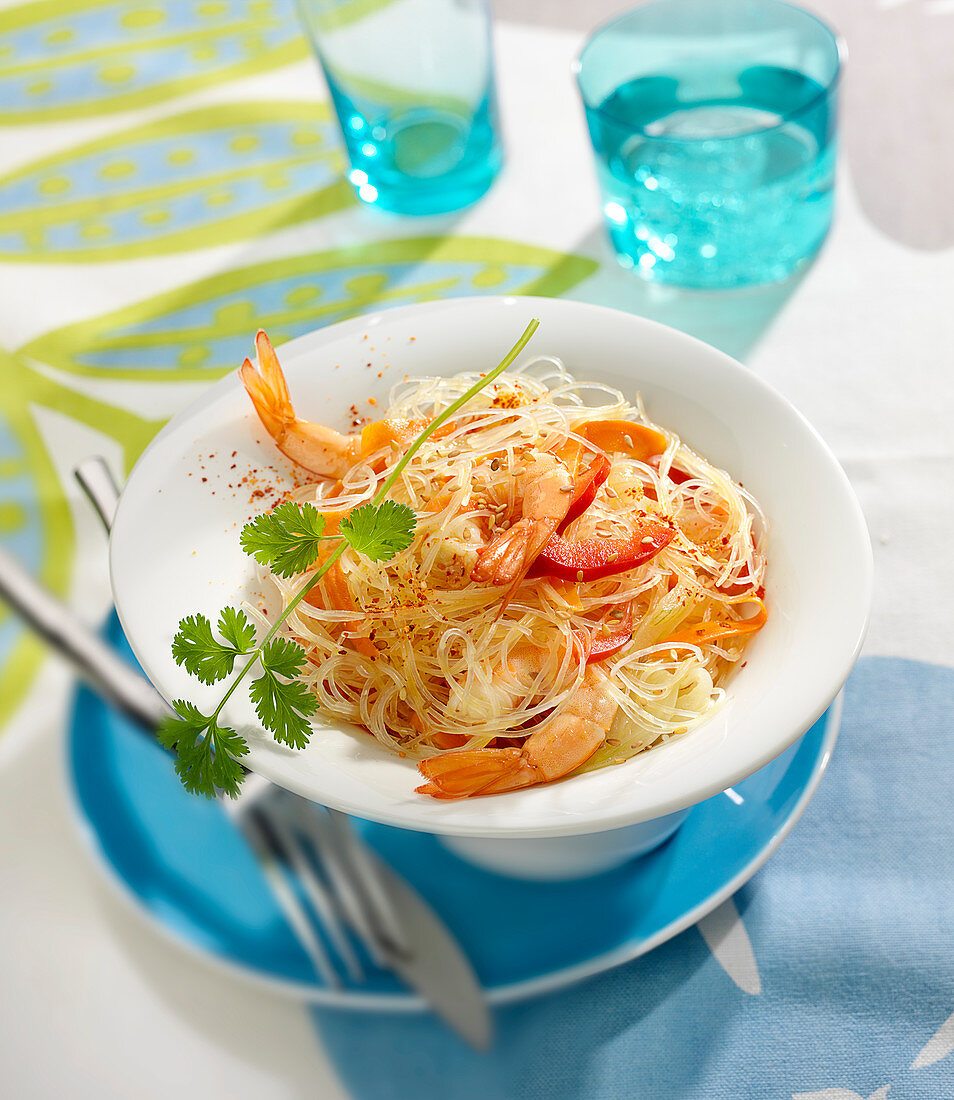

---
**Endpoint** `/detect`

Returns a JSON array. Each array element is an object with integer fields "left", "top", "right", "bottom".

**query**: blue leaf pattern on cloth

[
  {"left": 0, "top": 103, "right": 350, "bottom": 260},
  {"left": 0, "top": 0, "right": 307, "bottom": 123}
]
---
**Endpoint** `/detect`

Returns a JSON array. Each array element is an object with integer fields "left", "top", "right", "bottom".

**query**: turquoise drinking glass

[
  {"left": 575, "top": 0, "right": 843, "bottom": 288},
  {"left": 298, "top": 0, "right": 503, "bottom": 216}
]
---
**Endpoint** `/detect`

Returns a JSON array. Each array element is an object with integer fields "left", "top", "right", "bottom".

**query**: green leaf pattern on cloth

[
  {"left": 0, "top": 0, "right": 602, "bottom": 737},
  {"left": 0, "top": 353, "right": 72, "bottom": 728},
  {"left": 0, "top": 349, "right": 166, "bottom": 727},
  {"left": 18, "top": 238, "right": 598, "bottom": 380},
  {"left": 0, "top": 102, "right": 353, "bottom": 261}
]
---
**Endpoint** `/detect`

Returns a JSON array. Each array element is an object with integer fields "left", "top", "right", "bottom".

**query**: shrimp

[
  {"left": 240, "top": 330, "right": 360, "bottom": 478},
  {"left": 416, "top": 651, "right": 618, "bottom": 798},
  {"left": 471, "top": 452, "right": 573, "bottom": 586}
]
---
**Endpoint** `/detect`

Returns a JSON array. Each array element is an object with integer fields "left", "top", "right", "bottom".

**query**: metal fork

[
  {"left": 71, "top": 457, "right": 413, "bottom": 973},
  {"left": 73, "top": 459, "right": 491, "bottom": 1047},
  {"left": 0, "top": 455, "right": 491, "bottom": 1043}
]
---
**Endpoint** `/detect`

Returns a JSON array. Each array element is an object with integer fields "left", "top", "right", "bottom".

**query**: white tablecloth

[{"left": 0, "top": 12, "right": 951, "bottom": 1097}]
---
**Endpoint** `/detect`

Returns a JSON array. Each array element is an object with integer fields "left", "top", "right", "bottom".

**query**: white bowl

[{"left": 110, "top": 296, "right": 871, "bottom": 868}]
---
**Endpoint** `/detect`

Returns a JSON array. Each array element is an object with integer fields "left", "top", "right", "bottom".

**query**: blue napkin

[{"left": 313, "top": 657, "right": 954, "bottom": 1099}]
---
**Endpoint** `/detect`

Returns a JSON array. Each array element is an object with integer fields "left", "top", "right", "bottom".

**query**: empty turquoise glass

[
  {"left": 298, "top": 0, "right": 503, "bottom": 215},
  {"left": 575, "top": 0, "right": 843, "bottom": 288}
]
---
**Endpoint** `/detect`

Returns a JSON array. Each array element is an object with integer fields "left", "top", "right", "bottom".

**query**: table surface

[{"left": 0, "top": 1, "right": 952, "bottom": 1097}]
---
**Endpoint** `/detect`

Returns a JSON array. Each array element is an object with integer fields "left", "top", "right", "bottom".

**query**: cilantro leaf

[
  {"left": 171, "top": 611, "right": 254, "bottom": 685},
  {"left": 240, "top": 501, "right": 327, "bottom": 578},
  {"left": 260, "top": 635, "right": 309, "bottom": 678},
  {"left": 340, "top": 500, "right": 416, "bottom": 562},
  {"left": 218, "top": 606, "right": 256, "bottom": 653},
  {"left": 157, "top": 701, "right": 248, "bottom": 799},
  {"left": 250, "top": 638, "right": 317, "bottom": 750}
]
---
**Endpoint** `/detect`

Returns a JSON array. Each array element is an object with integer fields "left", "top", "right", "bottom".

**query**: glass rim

[{"left": 572, "top": 0, "right": 846, "bottom": 143}]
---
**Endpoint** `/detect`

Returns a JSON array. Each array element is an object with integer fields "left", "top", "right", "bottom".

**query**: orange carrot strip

[
  {"left": 360, "top": 417, "right": 455, "bottom": 457},
  {"left": 349, "top": 636, "right": 381, "bottom": 660},
  {"left": 424, "top": 489, "right": 455, "bottom": 513},
  {"left": 429, "top": 731, "right": 469, "bottom": 750},
  {"left": 664, "top": 600, "right": 768, "bottom": 645},
  {"left": 578, "top": 419, "right": 667, "bottom": 461},
  {"left": 302, "top": 553, "right": 379, "bottom": 659},
  {"left": 360, "top": 418, "right": 427, "bottom": 456}
]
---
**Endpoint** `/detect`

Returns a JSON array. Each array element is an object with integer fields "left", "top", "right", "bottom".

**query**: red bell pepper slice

[
  {"left": 558, "top": 454, "right": 611, "bottom": 534},
  {"left": 575, "top": 603, "right": 635, "bottom": 664},
  {"left": 665, "top": 465, "right": 692, "bottom": 485},
  {"left": 531, "top": 520, "right": 674, "bottom": 582}
]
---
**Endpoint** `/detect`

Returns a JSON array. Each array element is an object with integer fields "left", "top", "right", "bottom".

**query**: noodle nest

[{"left": 255, "top": 356, "right": 767, "bottom": 774}]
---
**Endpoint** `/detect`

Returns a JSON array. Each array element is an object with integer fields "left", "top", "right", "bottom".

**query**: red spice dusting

[{"left": 201, "top": 477, "right": 207, "bottom": 482}]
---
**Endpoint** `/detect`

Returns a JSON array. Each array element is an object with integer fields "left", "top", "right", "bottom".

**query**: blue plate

[{"left": 66, "top": 614, "right": 839, "bottom": 1009}]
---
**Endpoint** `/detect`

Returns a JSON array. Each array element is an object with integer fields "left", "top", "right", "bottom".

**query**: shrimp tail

[
  {"left": 240, "top": 330, "right": 296, "bottom": 441},
  {"left": 239, "top": 329, "right": 359, "bottom": 477},
  {"left": 240, "top": 356, "right": 289, "bottom": 442},
  {"left": 415, "top": 748, "right": 541, "bottom": 799},
  {"left": 255, "top": 329, "right": 290, "bottom": 405}
]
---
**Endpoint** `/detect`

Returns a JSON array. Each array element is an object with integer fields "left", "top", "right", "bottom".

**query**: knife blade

[{"left": 370, "top": 856, "right": 493, "bottom": 1050}]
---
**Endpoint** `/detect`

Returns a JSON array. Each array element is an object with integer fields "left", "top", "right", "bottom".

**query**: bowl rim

[{"left": 111, "top": 294, "right": 872, "bottom": 837}]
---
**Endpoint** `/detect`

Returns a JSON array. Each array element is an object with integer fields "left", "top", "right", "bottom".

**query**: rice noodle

[{"left": 261, "top": 356, "right": 767, "bottom": 770}]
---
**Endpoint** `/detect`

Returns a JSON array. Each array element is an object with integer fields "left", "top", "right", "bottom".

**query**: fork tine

[
  {"left": 327, "top": 809, "right": 411, "bottom": 958},
  {"left": 292, "top": 803, "right": 389, "bottom": 969},
  {"left": 267, "top": 809, "right": 364, "bottom": 983},
  {"left": 238, "top": 809, "right": 342, "bottom": 990}
]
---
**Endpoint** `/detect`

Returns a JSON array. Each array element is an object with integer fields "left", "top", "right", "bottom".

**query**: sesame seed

[
  {"left": 576, "top": 570, "right": 584, "bottom": 581},
  {"left": 642, "top": 535, "right": 654, "bottom": 544}
]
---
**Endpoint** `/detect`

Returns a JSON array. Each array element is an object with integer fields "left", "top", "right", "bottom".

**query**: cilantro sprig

[
  {"left": 240, "top": 500, "right": 327, "bottom": 579},
  {"left": 160, "top": 318, "right": 540, "bottom": 798}
]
